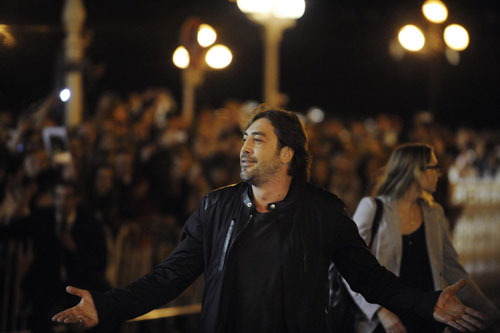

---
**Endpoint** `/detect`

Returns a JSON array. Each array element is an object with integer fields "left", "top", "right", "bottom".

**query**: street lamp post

[
  {"left": 173, "top": 18, "right": 232, "bottom": 127},
  {"left": 236, "top": 0, "right": 305, "bottom": 107},
  {"left": 396, "top": 0, "right": 469, "bottom": 114},
  {"left": 62, "top": 0, "right": 86, "bottom": 128}
]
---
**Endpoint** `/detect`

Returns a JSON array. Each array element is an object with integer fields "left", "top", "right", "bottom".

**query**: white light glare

[
  {"left": 398, "top": 25, "right": 425, "bottom": 52},
  {"left": 307, "top": 107, "right": 325, "bottom": 124},
  {"left": 237, "top": 0, "right": 272, "bottom": 15},
  {"left": 205, "top": 44, "right": 232, "bottom": 69},
  {"left": 197, "top": 24, "right": 217, "bottom": 48},
  {"left": 444, "top": 24, "right": 469, "bottom": 51},
  {"left": 59, "top": 89, "right": 71, "bottom": 102},
  {"left": 422, "top": 0, "right": 448, "bottom": 24},
  {"left": 273, "top": 0, "right": 306, "bottom": 19},
  {"left": 237, "top": 0, "right": 305, "bottom": 19},
  {"left": 172, "top": 46, "right": 190, "bottom": 69}
]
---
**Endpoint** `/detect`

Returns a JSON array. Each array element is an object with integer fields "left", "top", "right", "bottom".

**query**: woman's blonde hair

[{"left": 373, "top": 143, "right": 434, "bottom": 201}]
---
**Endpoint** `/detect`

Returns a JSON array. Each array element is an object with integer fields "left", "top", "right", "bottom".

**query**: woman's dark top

[{"left": 398, "top": 222, "right": 442, "bottom": 333}]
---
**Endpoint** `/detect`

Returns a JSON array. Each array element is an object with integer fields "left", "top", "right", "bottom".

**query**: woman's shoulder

[
  {"left": 353, "top": 196, "right": 378, "bottom": 221},
  {"left": 420, "top": 197, "right": 445, "bottom": 213},
  {"left": 357, "top": 195, "right": 391, "bottom": 208},
  {"left": 420, "top": 198, "right": 447, "bottom": 223}
]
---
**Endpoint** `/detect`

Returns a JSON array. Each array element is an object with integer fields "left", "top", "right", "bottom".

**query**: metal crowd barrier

[{"left": 0, "top": 239, "right": 33, "bottom": 333}]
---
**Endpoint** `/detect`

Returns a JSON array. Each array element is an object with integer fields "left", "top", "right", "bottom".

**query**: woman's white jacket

[{"left": 344, "top": 196, "right": 499, "bottom": 332}]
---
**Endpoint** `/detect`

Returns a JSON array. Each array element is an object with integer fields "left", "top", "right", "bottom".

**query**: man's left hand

[{"left": 433, "top": 278, "right": 487, "bottom": 331}]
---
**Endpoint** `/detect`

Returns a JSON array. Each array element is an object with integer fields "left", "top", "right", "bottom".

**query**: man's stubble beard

[
  {"left": 240, "top": 155, "right": 282, "bottom": 187},
  {"left": 240, "top": 168, "right": 263, "bottom": 186}
]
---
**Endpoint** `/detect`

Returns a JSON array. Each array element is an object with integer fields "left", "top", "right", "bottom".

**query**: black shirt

[
  {"left": 400, "top": 223, "right": 434, "bottom": 294},
  {"left": 399, "top": 223, "right": 441, "bottom": 333},
  {"left": 227, "top": 210, "right": 286, "bottom": 333}
]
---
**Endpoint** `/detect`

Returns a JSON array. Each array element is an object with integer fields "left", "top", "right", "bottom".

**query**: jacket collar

[{"left": 241, "top": 179, "right": 304, "bottom": 212}]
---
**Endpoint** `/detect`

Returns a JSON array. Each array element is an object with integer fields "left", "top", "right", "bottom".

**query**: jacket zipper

[
  {"left": 219, "top": 220, "right": 235, "bottom": 271},
  {"left": 218, "top": 214, "right": 254, "bottom": 271}
]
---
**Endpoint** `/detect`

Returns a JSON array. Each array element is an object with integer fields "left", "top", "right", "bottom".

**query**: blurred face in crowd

[
  {"left": 70, "top": 136, "right": 85, "bottom": 162},
  {"left": 419, "top": 152, "right": 440, "bottom": 193},
  {"left": 95, "top": 167, "right": 113, "bottom": 196},
  {"left": 23, "top": 149, "right": 49, "bottom": 179},
  {"left": 112, "top": 103, "right": 129, "bottom": 124},
  {"left": 128, "top": 92, "right": 143, "bottom": 116},
  {"left": 61, "top": 159, "right": 78, "bottom": 181},
  {"left": 54, "top": 184, "right": 77, "bottom": 217},
  {"left": 115, "top": 152, "right": 134, "bottom": 182},
  {"left": 240, "top": 118, "right": 283, "bottom": 186},
  {"left": 311, "top": 158, "right": 330, "bottom": 187}
]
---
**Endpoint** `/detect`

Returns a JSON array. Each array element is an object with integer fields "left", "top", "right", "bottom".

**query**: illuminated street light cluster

[
  {"left": 398, "top": 0, "right": 469, "bottom": 58},
  {"left": 172, "top": 19, "right": 233, "bottom": 126},
  {"left": 172, "top": 23, "right": 232, "bottom": 70}
]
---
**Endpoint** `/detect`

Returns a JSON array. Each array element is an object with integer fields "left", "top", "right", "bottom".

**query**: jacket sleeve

[
  {"left": 352, "top": 197, "right": 378, "bottom": 247},
  {"left": 90, "top": 196, "right": 207, "bottom": 332},
  {"left": 343, "top": 197, "right": 382, "bottom": 321},
  {"left": 438, "top": 205, "right": 500, "bottom": 326},
  {"left": 332, "top": 199, "right": 440, "bottom": 323}
]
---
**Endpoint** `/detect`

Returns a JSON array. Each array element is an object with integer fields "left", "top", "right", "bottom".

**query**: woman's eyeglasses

[{"left": 423, "top": 164, "right": 441, "bottom": 174}]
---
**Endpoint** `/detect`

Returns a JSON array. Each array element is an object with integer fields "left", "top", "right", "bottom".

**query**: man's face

[{"left": 240, "top": 118, "right": 283, "bottom": 186}]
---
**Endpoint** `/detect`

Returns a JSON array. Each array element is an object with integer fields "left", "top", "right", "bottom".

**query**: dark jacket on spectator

[{"left": 91, "top": 181, "right": 439, "bottom": 332}]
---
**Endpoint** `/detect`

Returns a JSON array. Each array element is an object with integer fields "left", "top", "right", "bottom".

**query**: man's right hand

[
  {"left": 52, "top": 286, "right": 99, "bottom": 328},
  {"left": 377, "top": 307, "right": 407, "bottom": 333}
]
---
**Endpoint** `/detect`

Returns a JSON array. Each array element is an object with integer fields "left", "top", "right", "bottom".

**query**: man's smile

[{"left": 240, "top": 158, "right": 256, "bottom": 167}]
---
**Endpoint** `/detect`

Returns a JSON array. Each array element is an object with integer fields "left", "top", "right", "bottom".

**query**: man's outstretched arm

[
  {"left": 52, "top": 286, "right": 98, "bottom": 328},
  {"left": 52, "top": 194, "right": 207, "bottom": 331}
]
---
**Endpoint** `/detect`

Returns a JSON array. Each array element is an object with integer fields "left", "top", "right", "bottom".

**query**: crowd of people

[{"left": 1, "top": 88, "right": 500, "bottom": 332}]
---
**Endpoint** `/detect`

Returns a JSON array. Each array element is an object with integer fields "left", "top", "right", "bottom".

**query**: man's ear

[{"left": 280, "top": 146, "right": 294, "bottom": 164}]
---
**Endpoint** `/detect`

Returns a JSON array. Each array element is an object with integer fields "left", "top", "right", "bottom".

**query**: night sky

[{"left": 1, "top": 0, "right": 499, "bottom": 128}]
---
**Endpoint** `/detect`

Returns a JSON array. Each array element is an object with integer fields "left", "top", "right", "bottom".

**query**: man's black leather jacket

[{"left": 92, "top": 181, "right": 438, "bottom": 332}]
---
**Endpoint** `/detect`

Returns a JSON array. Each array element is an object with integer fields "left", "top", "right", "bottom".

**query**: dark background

[{"left": 0, "top": 0, "right": 499, "bottom": 128}]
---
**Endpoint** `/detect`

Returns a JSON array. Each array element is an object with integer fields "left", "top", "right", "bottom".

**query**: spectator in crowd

[{"left": 89, "top": 163, "right": 119, "bottom": 232}]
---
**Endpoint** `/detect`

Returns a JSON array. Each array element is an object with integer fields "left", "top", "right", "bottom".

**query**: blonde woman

[{"left": 346, "top": 143, "right": 499, "bottom": 333}]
